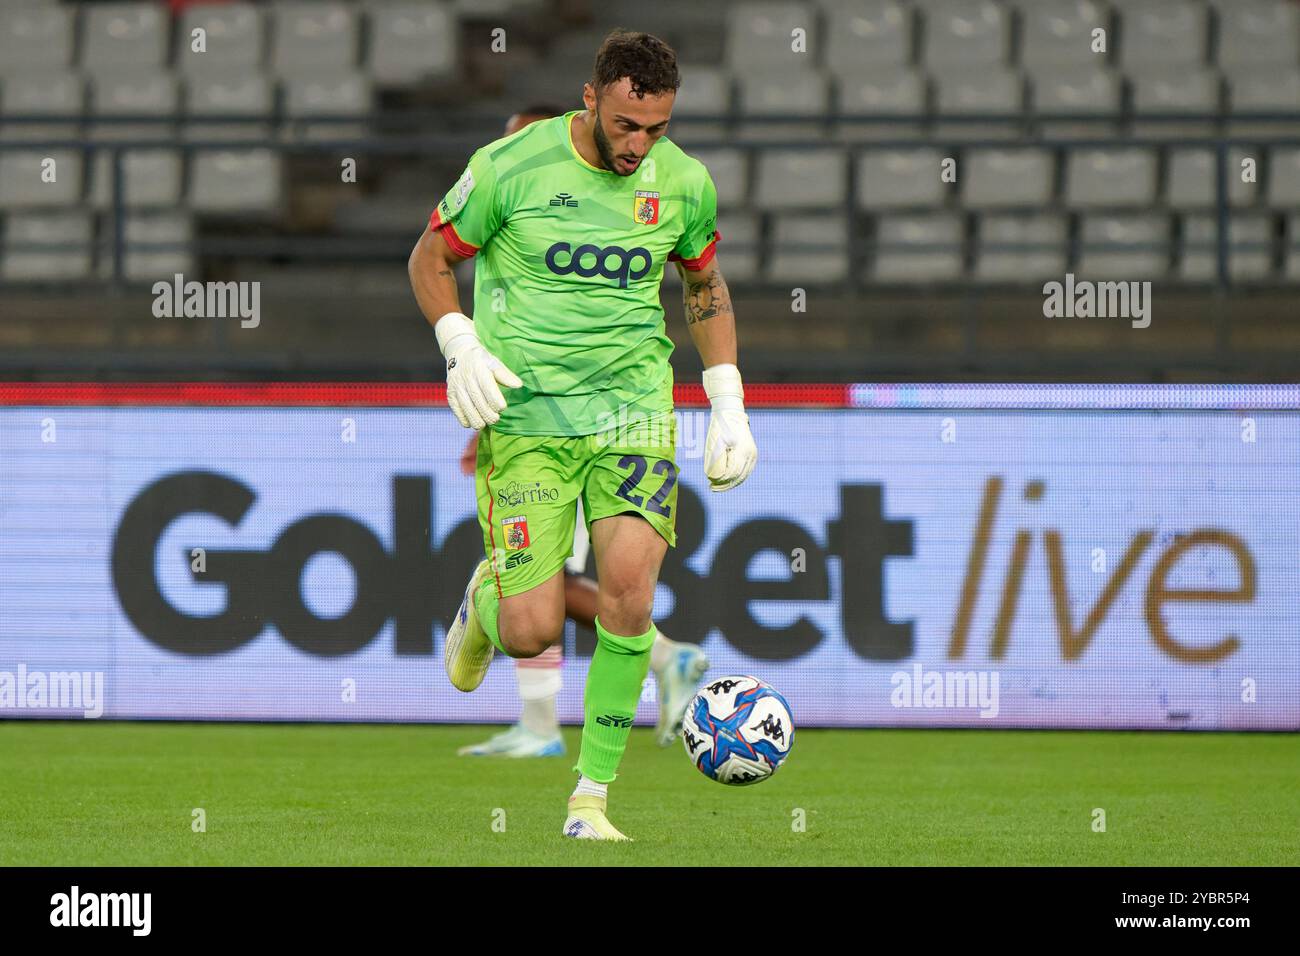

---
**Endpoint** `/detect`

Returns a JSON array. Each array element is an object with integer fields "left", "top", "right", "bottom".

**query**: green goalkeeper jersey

[{"left": 430, "top": 110, "right": 720, "bottom": 436}]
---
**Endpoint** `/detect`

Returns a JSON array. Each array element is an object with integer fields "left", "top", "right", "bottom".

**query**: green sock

[
  {"left": 472, "top": 574, "right": 507, "bottom": 655},
  {"left": 574, "top": 615, "right": 655, "bottom": 784}
]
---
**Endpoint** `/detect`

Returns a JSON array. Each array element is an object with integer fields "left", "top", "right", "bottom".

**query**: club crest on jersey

[
  {"left": 502, "top": 515, "right": 530, "bottom": 550},
  {"left": 633, "top": 190, "right": 659, "bottom": 225}
]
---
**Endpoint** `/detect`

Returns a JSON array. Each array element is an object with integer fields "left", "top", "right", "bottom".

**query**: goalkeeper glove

[
  {"left": 435, "top": 312, "right": 523, "bottom": 430},
  {"left": 702, "top": 363, "right": 757, "bottom": 492}
]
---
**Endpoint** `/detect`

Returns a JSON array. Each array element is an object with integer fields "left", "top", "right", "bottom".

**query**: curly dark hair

[{"left": 591, "top": 30, "right": 681, "bottom": 99}]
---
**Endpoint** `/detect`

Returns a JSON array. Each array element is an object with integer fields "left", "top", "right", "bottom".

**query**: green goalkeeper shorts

[{"left": 474, "top": 418, "right": 679, "bottom": 598}]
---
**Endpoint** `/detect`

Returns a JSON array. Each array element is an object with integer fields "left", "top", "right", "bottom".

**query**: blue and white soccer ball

[{"left": 681, "top": 675, "right": 794, "bottom": 785}]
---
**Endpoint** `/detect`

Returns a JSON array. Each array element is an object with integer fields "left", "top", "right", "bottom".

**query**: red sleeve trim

[
  {"left": 429, "top": 207, "right": 480, "bottom": 258},
  {"left": 668, "top": 229, "right": 721, "bottom": 271}
]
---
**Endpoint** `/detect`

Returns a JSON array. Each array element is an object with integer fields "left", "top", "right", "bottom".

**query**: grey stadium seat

[
  {"left": 873, "top": 212, "right": 965, "bottom": 281},
  {"left": 1287, "top": 214, "right": 1300, "bottom": 279},
  {"left": 836, "top": 69, "right": 926, "bottom": 142},
  {"left": 177, "top": 3, "right": 265, "bottom": 76},
  {"left": 1, "top": 210, "right": 93, "bottom": 280},
  {"left": 271, "top": 3, "right": 359, "bottom": 76},
  {"left": 1180, "top": 214, "right": 1275, "bottom": 282},
  {"left": 686, "top": 148, "right": 748, "bottom": 207},
  {"left": 715, "top": 212, "right": 760, "bottom": 282},
  {"left": 975, "top": 213, "right": 1068, "bottom": 282},
  {"left": 89, "top": 71, "right": 180, "bottom": 141},
  {"left": 736, "top": 70, "right": 829, "bottom": 142},
  {"left": 283, "top": 71, "right": 374, "bottom": 141},
  {"left": 0, "top": 151, "right": 83, "bottom": 209},
  {"left": 667, "top": 66, "right": 731, "bottom": 143},
  {"left": 857, "top": 148, "right": 947, "bottom": 209},
  {"left": 0, "top": 4, "right": 74, "bottom": 74},
  {"left": 1165, "top": 148, "right": 1257, "bottom": 209},
  {"left": 754, "top": 149, "right": 846, "bottom": 209},
  {"left": 1130, "top": 68, "right": 1221, "bottom": 139},
  {"left": 82, "top": 4, "right": 169, "bottom": 74},
  {"left": 922, "top": 1, "right": 1009, "bottom": 74},
  {"left": 1065, "top": 148, "right": 1158, "bottom": 207},
  {"left": 184, "top": 71, "right": 275, "bottom": 141},
  {"left": 963, "top": 148, "right": 1055, "bottom": 209},
  {"left": 368, "top": 3, "right": 456, "bottom": 85},
  {"left": 725, "top": 3, "right": 817, "bottom": 75},
  {"left": 825, "top": 2, "right": 913, "bottom": 74},
  {"left": 120, "top": 210, "right": 195, "bottom": 282},
  {"left": 1267, "top": 147, "right": 1300, "bottom": 207},
  {"left": 190, "top": 149, "right": 283, "bottom": 212},
  {"left": 768, "top": 213, "right": 849, "bottom": 283},
  {"left": 1119, "top": 0, "right": 1208, "bottom": 72},
  {"left": 1076, "top": 214, "right": 1171, "bottom": 278},
  {"left": 933, "top": 69, "right": 1024, "bottom": 141},
  {"left": 1217, "top": 1, "right": 1300, "bottom": 69},
  {"left": 1228, "top": 68, "right": 1300, "bottom": 137},
  {"left": 1030, "top": 66, "right": 1121, "bottom": 139},
  {"left": 91, "top": 150, "right": 184, "bottom": 209},
  {"left": 1017, "top": 0, "right": 1108, "bottom": 73},
  {"left": 0, "top": 71, "right": 84, "bottom": 140}
]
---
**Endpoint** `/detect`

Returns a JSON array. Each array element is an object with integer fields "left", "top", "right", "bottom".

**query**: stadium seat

[
  {"left": 974, "top": 213, "right": 1068, "bottom": 282},
  {"left": 1267, "top": 147, "right": 1300, "bottom": 207},
  {"left": 271, "top": 3, "right": 359, "bottom": 76},
  {"left": 1029, "top": 66, "right": 1121, "bottom": 139},
  {"left": 872, "top": 212, "right": 965, "bottom": 281},
  {"left": 1119, "top": 0, "right": 1208, "bottom": 72},
  {"left": 737, "top": 70, "right": 829, "bottom": 142},
  {"left": 856, "top": 148, "right": 948, "bottom": 209},
  {"left": 0, "top": 151, "right": 83, "bottom": 209},
  {"left": 190, "top": 149, "right": 283, "bottom": 212},
  {"left": 1216, "top": 1, "right": 1299, "bottom": 69},
  {"left": 836, "top": 69, "right": 926, "bottom": 141},
  {"left": 962, "top": 148, "right": 1056, "bottom": 209},
  {"left": 666, "top": 65, "right": 731, "bottom": 143},
  {"left": 686, "top": 148, "right": 747, "bottom": 207},
  {"left": 1286, "top": 214, "right": 1300, "bottom": 279},
  {"left": 714, "top": 211, "right": 760, "bottom": 282},
  {"left": 119, "top": 210, "right": 195, "bottom": 282},
  {"left": 1077, "top": 213, "right": 1171, "bottom": 278},
  {"left": 768, "top": 212, "right": 850, "bottom": 283},
  {"left": 0, "top": 4, "right": 74, "bottom": 74},
  {"left": 933, "top": 68, "right": 1024, "bottom": 141},
  {"left": 176, "top": 3, "right": 265, "bottom": 76},
  {"left": 89, "top": 71, "right": 180, "bottom": 141},
  {"left": 1164, "top": 147, "right": 1257, "bottom": 209},
  {"left": 0, "top": 71, "right": 84, "bottom": 141},
  {"left": 90, "top": 150, "right": 184, "bottom": 209},
  {"left": 1180, "top": 213, "right": 1275, "bottom": 282},
  {"left": 82, "top": 3, "right": 169, "bottom": 74},
  {"left": 1228, "top": 68, "right": 1300, "bottom": 137},
  {"left": 184, "top": 71, "right": 275, "bottom": 142},
  {"left": 754, "top": 148, "right": 846, "bottom": 209},
  {"left": 1130, "top": 68, "right": 1222, "bottom": 139},
  {"left": 725, "top": 2, "right": 817, "bottom": 75},
  {"left": 921, "top": 1, "right": 1009, "bottom": 74},
  {"left": 1017, "top": 0, "right": 1108, "bottom": 73},
  {"left": 367, "top": 3, "right": 457, "bottom": 86},
  {"left": 283, "top": 71, "right": 374, "bottom": 141},
  {"left": 1064, "top": 148, "right": 1158, "bottom": 207},
  {"left": 825, "top": 2, "right": 913, "bottom": 74},
  {"left": 1, "top": 209, "right": 93, "bottom": 280}
]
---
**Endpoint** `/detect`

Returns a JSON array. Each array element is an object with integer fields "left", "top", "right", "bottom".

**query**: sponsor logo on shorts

[
  {"left": 504, "top": 550, "right": 533, "bottom": 570},
  {"left": 495, "top": 480, "right": 559, "bottom": 509},
  {"left": 502, "top": 516, "right": 530, "bottom": 550}
]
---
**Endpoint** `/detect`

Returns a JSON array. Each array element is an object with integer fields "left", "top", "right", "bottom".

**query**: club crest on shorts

[
  {"left": 502, "top": 515, "right": 530, "bottom": 550},
  {"left": 633, "top": 190, "right": 659, "bottom": 225}
]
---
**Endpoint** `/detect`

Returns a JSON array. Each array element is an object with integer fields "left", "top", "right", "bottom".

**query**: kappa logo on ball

[
  {"left": 633, "top": 190, "right": 659, "bottom": 225},
  {"left": 502, "top": 515, "right": 530, "bottom": 550}
]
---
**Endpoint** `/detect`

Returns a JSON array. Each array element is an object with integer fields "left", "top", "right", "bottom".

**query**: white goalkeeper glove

[
  {"left": 702, "top": 363, "right": 757, "bottom": 492},
  {"left": 435, "top": 312, "right": 522, "bottom": 430}
]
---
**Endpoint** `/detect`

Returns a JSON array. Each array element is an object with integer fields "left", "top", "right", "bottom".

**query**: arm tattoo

[
  {"left": 437, "top": 269, "right": 454, "bottom": 279},
  {"left": 682, "top": 269, "right": 732, "bottom": 325}
]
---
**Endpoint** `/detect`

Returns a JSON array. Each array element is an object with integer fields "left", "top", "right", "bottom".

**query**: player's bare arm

[
  {"left": 408, "top": 225, "right": 472, "bottom": 332},
  {"left": 677, "top": 257, "right": 737, "bottom": 367}
]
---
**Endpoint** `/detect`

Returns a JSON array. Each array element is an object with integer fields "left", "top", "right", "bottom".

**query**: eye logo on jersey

[
  {"left": 544, "top": 242, "right": 653, "bottom": 289},
  {"left": 633, "top": 190, "right": 659, "bottom": 225}
]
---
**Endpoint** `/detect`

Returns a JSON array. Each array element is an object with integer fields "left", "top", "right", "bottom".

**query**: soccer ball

[{"left": 681, "top": 675, "right": 794, "bottom": 785}]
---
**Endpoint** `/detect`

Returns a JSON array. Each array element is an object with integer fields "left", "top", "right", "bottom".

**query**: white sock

[
  {"left": 649, "top": 629, "right": 676, "bottom": 676},
  {"left": 516, "top": 665, "right": 560, "bottom": 737},
  {"left": 571, "top": 775, "right": 608, "bottom": 802}
]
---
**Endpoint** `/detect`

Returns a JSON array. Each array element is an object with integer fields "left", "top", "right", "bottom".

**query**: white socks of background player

[{"left": 648, "top": 628, "right": 675, "bottom": 674}]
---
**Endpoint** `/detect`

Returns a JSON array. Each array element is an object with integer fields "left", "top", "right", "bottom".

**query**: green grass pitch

[{"left": 1, "top": 722, "right": 1294, "bottom": 866}]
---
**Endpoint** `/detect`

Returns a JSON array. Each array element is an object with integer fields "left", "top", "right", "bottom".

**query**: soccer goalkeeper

[{"left": 408, "top": 31, "right": 757, "bottom": 841}]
